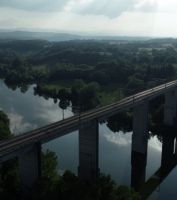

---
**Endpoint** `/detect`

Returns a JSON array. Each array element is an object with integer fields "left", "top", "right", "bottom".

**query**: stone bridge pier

[
  {"left": 164, "top": 89, "right": 177, "bottom": 126},
  {"left": 78, "top": 119, "right": 99, "bottom": 182},
  {"left": 131, "top": 103, "right": 149, "bottom": 190},
  {"left": 161, "top": 135, "right": 177, "bottom": 177},
  {"left": 18, "top": 143, "right": 41, "bottom": 192}
]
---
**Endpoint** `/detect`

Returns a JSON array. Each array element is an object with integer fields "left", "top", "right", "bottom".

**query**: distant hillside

[
  {"left": 0, "top": 39, "right": 50, "bottom": 54},
  {"left": 0, "top": 30, "right": 152, "bottom": 42},
  {"left": 146, "top": 38, "right": 177, "bottom": 44},
  {"left": 85, "top": 35, "right": 151, "bottom": 41},
  {"left": 0, "top": 31, "right": 81, "bottom": 41}
]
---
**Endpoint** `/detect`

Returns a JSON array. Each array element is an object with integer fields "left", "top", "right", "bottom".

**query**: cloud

[
  {"left": 62, "top": 0, "right": 157, "bottom": 18},
  {"left": 1, "top": 6, "right": 177, "bottom": 37},
  {"left": 148, "top": 135, "right": 162, "bottom": 152},
  {"left": 0, "top": 0, "right": 158, "bottom": 18},
  {"left": 0, "top": 0, "right": 177, "bottom": 36},
  {"left": 8, "top": 111, "right": 38, "bottom": 135},
  {"left": 156, "top": 0, "right": 177, "bottom": 13},
  {"left": 134, "top": 0, "right": 158, "bottom": 12},
  {"left": 135, "top": 0, "right": 177, "bottom": 14},
  {"left": 0, "top": 0, "right": 176, "bottom": 19},
  {"left": 0, "top": 0, "right": 67, "bottom": 12},
  {"left": 100, "top": 124, "right": 132, "bottom": 146},
  {"left": 104, "top": 132, "right": 132, "bottom": 146},
  {"left": 64, "top": 0, "right": 136, "bottom": 18}
]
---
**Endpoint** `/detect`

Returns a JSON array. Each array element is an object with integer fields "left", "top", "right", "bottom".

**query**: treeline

[
  {"left": 0, "top": 39, "right": 176, "bottom": 121},
  {"left": 34, "top": 80, "right": 100, "bottom": 112},
  {"left": 0, "top": 40, "right": 177, "bottom": 88},
  {"left": 0, "top": 111, "right": 20, "bottom": 199},
  {"left": 0, "top": 39, "right": 177, "bottom": 112}
]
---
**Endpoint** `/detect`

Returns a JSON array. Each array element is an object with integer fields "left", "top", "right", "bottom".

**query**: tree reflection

[
  {"left": 106, "top": 111, "right": 133, "bottom": 133},
  {"left": 59, "top": 100, "right": 70, "bottom": 120}
]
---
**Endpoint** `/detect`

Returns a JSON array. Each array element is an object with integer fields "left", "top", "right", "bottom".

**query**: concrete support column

[
  {"left": 78, "top": 119, "right": 99, "bottom": 182},
  {"left": 131, "top": 103, "right": 148, "bottom": 190},
  {"left": 161, "top": 136, "right": 175, "bottom": 176},
  {"left": 132, "top": 102, "right": 149, "bottom": 154},
  {"left": 131, "top": 151, "right": 147, "bottom": 191},
  {"left": 19, "top": 142, "right": 41, "bottom": 191},
  {"left": 164, "top": 89, "right": 177, "bottom": 126}
]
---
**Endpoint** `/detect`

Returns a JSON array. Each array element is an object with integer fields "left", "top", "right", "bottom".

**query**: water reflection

[
  {"left": 43, "top": 131, "right": 79, "bottom": 174},
  {"left": 133, "top": 135, "right": 177, "bottom": 199},
  {"left": 0, "top": 80, "right": 73, "bottom": 134},
  {"left": 131, "top": 151, "right": 147, "bottom": 191},
  {"left": 150, "top": 135, "right": 177, "bottom": 200},
  {"left": 99, "top": 124, "right": 132, "bottom": 185}
]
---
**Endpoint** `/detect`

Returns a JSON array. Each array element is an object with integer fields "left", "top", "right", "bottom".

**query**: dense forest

[
  {"left": 0, "top": 38, "right": 177, "bottom": 110},
  {"left": 1, "top": 38, "right": 177, "bottom": 87}
]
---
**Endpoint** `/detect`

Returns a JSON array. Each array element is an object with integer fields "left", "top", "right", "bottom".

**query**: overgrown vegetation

[
  {"left": 0, "top": 111, "right": 20, "bottom": 199},
  {"left": 29, "top": 150, "right": 141, "bottom": 200}
]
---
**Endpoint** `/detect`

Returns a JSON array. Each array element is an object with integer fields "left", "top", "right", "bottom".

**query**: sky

[{"left": 0, "top": 0, "right": 177, "bottom": 37}]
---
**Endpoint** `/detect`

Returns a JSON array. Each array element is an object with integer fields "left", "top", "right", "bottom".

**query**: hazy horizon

[
  {"left": 0, "top": 0, "right": 177, "bottom": 37},
  {"left": 0, "top": 28, "right": 154, "bottom": 38}
]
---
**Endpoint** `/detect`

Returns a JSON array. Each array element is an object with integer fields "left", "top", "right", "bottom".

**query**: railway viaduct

[{"left": 1, "top": 80, "right": 177, "bottom": 192}]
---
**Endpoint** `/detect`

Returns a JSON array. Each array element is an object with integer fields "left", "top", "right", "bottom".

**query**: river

[{"left": 0, "top": 80, "right": 177, "bottom": 199}]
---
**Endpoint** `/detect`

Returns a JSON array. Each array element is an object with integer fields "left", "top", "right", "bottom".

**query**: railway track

[{"left": 0, "top": 80, "right": 177, "bottom": 156}]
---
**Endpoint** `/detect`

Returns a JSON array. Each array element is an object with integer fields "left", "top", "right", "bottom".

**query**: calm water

[{"left": 0, "top": 80, "right": 176, "bottom": 199}]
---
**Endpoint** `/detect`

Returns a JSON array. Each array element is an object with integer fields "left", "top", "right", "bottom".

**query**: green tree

[
  {"left": 0, "top": 111, "right": 11, "bottom": 140},
  {"left": 58, "top": 88, "right": 70, "bottom": 100},
  {"left": 114, "top": 186, "right": 141, "bottom": 200},
  {"left": 79, "top": 82, "right": 100, "bottom": 111},
  {"left": 0, "top": 111, "right": 19, "bottom": 199},
  {"left": 126, "top": 75, "right": 144, "bottom": 95}
]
